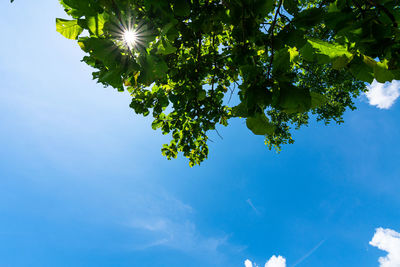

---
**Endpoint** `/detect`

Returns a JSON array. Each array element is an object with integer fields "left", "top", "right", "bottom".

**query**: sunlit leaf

[{"left": 56, "top": 18, "right": 83, "bottom": 40}]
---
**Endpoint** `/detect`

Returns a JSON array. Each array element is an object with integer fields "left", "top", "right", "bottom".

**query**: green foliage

[
  {"left": 56, "top": 19, "right": 84, "bottom": 40},
  {"left": 54, "top": 0, "right": 400, "bottom": 165},
  {"left": 246, "top": 112, "right": 275, "bottom": 135}
]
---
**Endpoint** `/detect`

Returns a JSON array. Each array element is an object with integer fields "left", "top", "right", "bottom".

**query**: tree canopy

[{"left": 52, "top": 0, "right": 400, "bottom": 166}]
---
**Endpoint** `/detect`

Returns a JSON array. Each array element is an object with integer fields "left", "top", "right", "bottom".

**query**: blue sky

[{"left": 1, "top": 1, "right": 400, "bottom": 267}]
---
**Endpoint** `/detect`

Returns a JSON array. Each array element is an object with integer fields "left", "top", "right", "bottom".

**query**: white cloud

[
  {"left": 265, "top": 255, "right": 286, "bottom": 267},
  {"left": 370, "top": 227, "right": 400, "bottom": 267},
  {"left": 244, "top": 255, "right": 286, "bottom": 267},
  {"left": 245, "top": 259, "right": 254, "bottom": 267},
  {"left": 365, "top": 80, "right": 400, "bottom": 109}
]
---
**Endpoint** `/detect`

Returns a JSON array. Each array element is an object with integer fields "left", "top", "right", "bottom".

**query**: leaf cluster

[{"left": 55, "top": 0, "right": 400, "bottom": 165}]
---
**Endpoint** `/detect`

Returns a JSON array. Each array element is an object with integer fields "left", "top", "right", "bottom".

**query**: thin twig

[
  {"left": 228, "top": 82, "right": 236, "bottom": 104},
  {"left": 211, "top": 33, "right": 216, "bottom": 94},
  {"left": 353, "top": 0, "right": 366, "bottom": 18},
  {"left": 215, "top": 128, "right": 224, "bottom": 140}
]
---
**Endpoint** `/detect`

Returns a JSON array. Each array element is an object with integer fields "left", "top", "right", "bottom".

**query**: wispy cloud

[
  {"left": 244, "top": 255, "right": 286, "bottom": 267},
  {"left": 370, "top": 227, "right": 400, "bottom": 267},
  {"left": 246, "top": 199, "right": 261, "bottom": 215},
  {"left": 365, "top": 80, "right": 400, "bottom": 109},
  {"left": 124, "top": 189, "right": 244, "bottom": 262},
  {"left": 130, "top": 217, "right": 229, "bottom": 254},
  {"left": 292, "top": 239, "right": 325, "bottom": 267}
]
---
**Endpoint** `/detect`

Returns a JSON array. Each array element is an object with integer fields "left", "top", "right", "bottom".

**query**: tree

[{"left": 52, "top": 0, "right": 400, "bottom": 166}]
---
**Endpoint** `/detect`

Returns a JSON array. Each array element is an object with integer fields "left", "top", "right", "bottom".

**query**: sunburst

[
  {"left": 123, "top": 29, "right": 138, "bottom": 48},
  {"left": 107, "top": 14, "right": 150, "bottom": 54}
]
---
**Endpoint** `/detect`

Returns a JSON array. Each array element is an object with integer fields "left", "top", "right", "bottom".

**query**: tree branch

[
  {"left": 266, "top": 0, "right": 283, "bottom": 79},
  {"left": 369, "top": 0, "right": 398, "bottom": 27},
  {"left": 211, "top": 33, "right": 216, "bottom": 94}
]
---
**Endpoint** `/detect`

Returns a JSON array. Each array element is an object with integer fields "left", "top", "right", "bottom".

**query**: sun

[
  {"left": 107, "top": 16, "right": 149, "bottom": 52},
  {"left": 123, "top": 29, "right": 138, "bottom": 48}
]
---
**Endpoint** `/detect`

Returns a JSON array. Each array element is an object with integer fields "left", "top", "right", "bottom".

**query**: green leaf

[
  {"left": 138, "top": 55, "right": 168, "bottom": 85},
  {"left": 172, "top": 0, "right": 190, "bottom": 17},
  {"left": 310, "top": 92, "right": 328, "bottom": 109},
  {"left": 231, "top": 103, "right": 248, "bottom": 118},
  {"left": 274, "top": 26, "right": 306, "bottom": 49},
  {"left": 307, "top": 39, "right": 352, "bottom": 63},
  {"left": 87, "top": 13, "right": 106, "bottom": 36},
  {"left": 61, "top": 0, "right": 99, "bottom": 16},
  {"left": 348, "top": 55, "right": 374, "bottom": 83},
  {"left": 253, "top": 0, "right": 274, "bottom": 17},
  {"left": 332, "top": 55, "right": 350, "bottom": 70},
  {"left": 273, "top": 48, "right": 291, "bottom": 74},
  {"left": 299, "top": 42, "right": 315, "bottom": 61},
  {"left": 80, "top": 38, "right": 122, "bottom": 69},
  {"left": 288, "top": 47, "right": 299, "bottom": 62},
  {"left": 246, "top": 113, "right": 275, "bottom": 135},
  {"left": 56, "top": 18, "right": 83, "bottom": 40},
  {"left": 157, "top": 39, "right": 177, "bottom": 55},
  {"left": 152, "top": 119, "right": 164, "bottom": 130},
  {"left": 278, "top": 84, "right": 311, "bottom": 113},
  {"left": 374, "top": 60, "right": 394, "bottom": 83},
  {"left": 292, "top": 8, "right": 324, "bottom": 28},
  {"left": 197, "top": 90, "right": 206, "bottom": 101},
  {"left": 283, "top": 0, "right": 299, "bottom": 15},
  {"left": 98, "top": 69, "right": 123, "bottom": 90}
]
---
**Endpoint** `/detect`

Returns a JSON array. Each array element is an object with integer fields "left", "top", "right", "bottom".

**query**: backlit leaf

[{"left": 56, "top": 18, "right": 83, "bottom": 40}]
